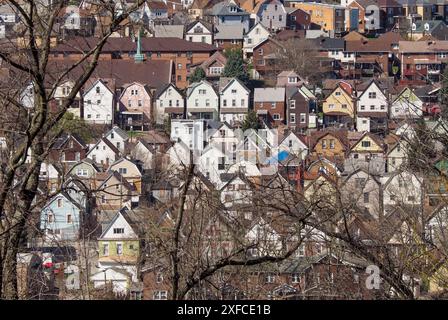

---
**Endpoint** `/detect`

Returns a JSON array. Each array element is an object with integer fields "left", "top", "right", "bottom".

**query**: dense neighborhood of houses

[{"left": 2, "top": 0, "right": 448, "bottom": 300}]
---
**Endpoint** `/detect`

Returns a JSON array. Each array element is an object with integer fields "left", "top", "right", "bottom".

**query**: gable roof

[
  {"left": 350, "top": 131, "right": 385, "bottom": 152},
  {"left": 357, "top": 79, "right": 386, "bottom": 100},
  {"left": 153, "top": 25, "right": 184, "bottom": 38},
  {"left": 98, "top": 207, "right": 140, "bottom": 239},
  {"left": 220, "top": 77, "right": 250, "bottom": 94},
  {"left": 214, "top": 24, "right": 244, "bottom": 40},
  {"left": 87, "top": 137, "right": 120, "bottom": 157},
  {"left": 105, "top": 125, "right": 129, "bottom": 141},
  {"left": 186, "top": 19, "right": 213, "bottom": 33}
]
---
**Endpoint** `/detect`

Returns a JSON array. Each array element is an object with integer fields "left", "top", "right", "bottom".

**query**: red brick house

[
  {"left": 252, "top": 38, "right": 284, "bottom": 82},
  {"left": 254, "top": 87, "right": 286, "bottom": 126}
]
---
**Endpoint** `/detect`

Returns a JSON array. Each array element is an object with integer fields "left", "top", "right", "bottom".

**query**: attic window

[
  {"left": 288, "top": 77, "right": 297, "bottom": 83},
  {"left": 229, "top": 6, "right": 237, "bottom": 12},
  {"left": 113, "top": 228, "right": 124, "bottom": 234},
  {"left": 361, "top": 141, "right": 371, "bottom": 148},
  {"left": 96, "top": 86, "right": 100, "bottom": 94}
]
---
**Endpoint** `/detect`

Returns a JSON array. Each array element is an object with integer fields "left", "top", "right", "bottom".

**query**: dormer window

[
  {"left": 288, "top": 77, "right": 297, "bottom": 83},
  {"left": 229, "top": 6, "right": 237, "bottom": 12}
]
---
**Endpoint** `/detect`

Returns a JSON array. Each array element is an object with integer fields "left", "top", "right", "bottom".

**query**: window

[
  {"left": 300, "top": 113, "right": 306, "bottom": 123},
  {"left": 380, "top": 105, "right": 385, "bottom": 110},
  {"left": 273, "top": 113, "right": 280, "bottom": 120},
  {"left": 48, "top": 213, "right": 53, "bottom": 223},
  {"left": 328, "top": 104, "right": 335, "bottom": 109},
  {"left": 241, "top": 99, "right": 245, "bottom": 106},
  {"left": 113, "top": 228, "right": 125, "bottom": 234},
  {"left": 408, "top": 196, "right": 415, "bottom": 202},
  {"left": 321, "top": 139, "right": 327, "bottom": 149},
  {"left": 370, "top": 105, "right": 375, "bottom": 110},
  {"left": 103, "top": 243, "right": 109, "bottom": 256},
  {"left": 271, "top": 102, "right": 276, "bottom": 109},
  {"left": 290, "top": 100, "right": 296, "bottom": 109},
  {"left": 288, "top": 77, "right": 297, "bottom": 83},
  {"left": 342, "top": 104, "right": 347, "bottom": 109},
  {"left": 416, "top": 64, "right": 421, "bottom": 70},
  {"left": 177, "top": 63, "right": 182, "bottom": 70},
  {"left": 438, "top": 53, "right": 447, "bottom": 59},
  {"left": 117, "top": 243, "right": 123, "bottom": 255},
  {"left": 67, "top": 214, "right": 72, "bottom": 223},
  {"left": 360, "top": 105, "right": 365, "bottom": 111},
  {"left": 96, "top": 86, "right": 100, "bottom": 94},
  {"left": 290, "top": 114, "right": 296, "bottom": 123},
  {"left": 156, "top": 273, "right": 163, "bottom": 283},
  {"left": 223, "top": 99, "right": 227, "bottom": 107},
  {"left": 232, "top": 99, "right": 236, "bottom": 107},
  {"left": 118, "top": 168, "right": 127, "bottom": 175},
  {"left": 265, "top": 273, "right": 275, "bottom": 283},
  {"left": 363, "top": 192, "right": 369, "bottom": 203},
  {"left": 258, "top": 48, "right": 264, "bottom": 55},
  {"left": 361, "top": 141, "right": 371, "bottom": 148},
  {"left": 335, "top": 91, "right": 341, "bottom": 96},
  {"left": 329, "top": 139, "right": 335, "bottom": 149},
  {"left": 154, "top": 291, "right": 168, "bottom": 300},
  {"left": 57, "top": 199, "right": 63, "bottom": 208},
  {"left": 368, "top": 92, "right": 376, "bottom": 99}
]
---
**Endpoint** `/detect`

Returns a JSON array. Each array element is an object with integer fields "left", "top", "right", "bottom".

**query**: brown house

[
  {"left": 49, "top": 133, "right": 88, "bottom": 166},
  {"left": 286, "top": 85, "right": 317, "bottom": 132},
  {"left": 310, "top": 130, "right": 350, "bottom": 163},
  {"left": 254, "top": 87, "right": 286, "bottom": 126},
  {"left": 286, "top": 7, "right": 311, "bottom": 30},
  {"left": 252, "top": 38, "right": 284, "bottom": 82}
]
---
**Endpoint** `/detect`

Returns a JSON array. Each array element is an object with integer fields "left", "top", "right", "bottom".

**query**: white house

[
  {"left": 170, "top": 119, "right": 206, "bottom": 152},
  {"left": 382, "top": 171, "right": 422, "bottom": 208},
  {"left": 219, "top": 78, "right": 250, "bottom": 126},
  {"left": 243, "top": 22, "right": 270, "bottom": 59},
  {"left": 86, "top": 137, "right": 120, "bottom": 167},
  {"left": 90, "top": 267, "right": 132, "bottom": 295},
  {"left": 255, "top": 0, "right": 287, "bottom": 32},
  {"left": 185, "top": 20, "right": 213, "bottom": 45},
  {"left": 186, "top": 80, "right": 219, "bottom": 120},
  {"left": 155, "top": 83, "right": 185, "bottom": 125},
  {"left": 220, "top": 174, "right": 253, "bottom": 209},
  {"left": 131, "top": 140, "right": 156, "bottom": 170},
  {"left": 104, "top": 126, "right": 129, "bottom": 153},
  {"left": 54, "top": 80, "right": 82, "bottom": 117},
  {"left": 357, "top": 80, "right": 388, "bottom": 114},
  {"left": 83, "top": 79, "right": 114, "bottom": 125},
  {"left": 198, "top": 145, "right": 228, "bottom": 187},
  {"left": 278, "top": 131, "right": 308, "bottom": 160},
  {"left": 390, "top": 87, "right": 423, "bottom": 119}
]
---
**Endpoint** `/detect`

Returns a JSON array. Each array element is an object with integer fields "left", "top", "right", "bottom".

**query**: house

[
  {"left": 130, "top": 140, "right": 157, "bottom": 171},
  {"left": 54, "top": 80, "right": 82, "bottom": 117},
  {"left": 220, "top": 174, "right": 254, "bottom": 209},
  {"left": 40, "top": 192, "right": 86, "bottom": 242},
  {"left": 95, "top": 171, "right": 138, "bottom": 210},
  {"left": 108, "top": 158, "right": 143, "bottom": 194},
  {"left": 399, "top": 40, "right": 448, "bottom": 83},
  {"left": 408, "top": 20, "right": 448, "bottom": 41},
  {"left": 97, "top": 208, "right": 142, "bottom": 288},
  {"left": 58, "top": 5, "right": 95, "bottom": 37},
  {"left": 276, "top": 70, "right": 305, "bottom": 87},
  {"left": 289, "top": 2, "right": 347, "bottom": 34},
  {"left": 255, "top": 0, "right": 287, "bottom": 32},
  {"left": 214, "top": 25, "right": 244, "bottom": 50},
  {"left": 390, "top": 87, "right": 424, "bottom": 120},
  {"left": 185, "top": 20, "right": 213, "bottom": 44},
  {"left": 82, "top": 79, "right": 115, "bottom": 125},
  {"left": 49, "top": 133, "right": 88, "bottom": 166},
  {"left": 286, "top": 85, "right": 317, "bottom": 132},
  {"left": 155, "top": 83, "right": 185, "bottom": 124},
  {"left": 67, "top": 159, "right": 101, "bottom": 182},
  {"left": 170, "top": 119, "right": 207, "bottom": 152},
  {"left": 348, "top": 0, "right": 382, "bottom": 34},
  {"left": 86, "top": 137, "right": 120, "bottom": 168},
  {"left": 188, "top": 51, "right": 228, "bottom": 83},
  {"left": 322, "top": 82, "right": 356, "bottom": 128},
  {"left": 198, "top": 145, "right": 229, "bottom": 187},
  {"left": 214, "top": 0, "right": 251, "bottom": 33},
  {"left": 311, "top": 130, "right": 349, "bottom": 162},
  {"left": 186, "top": 80, "right": 219, "bottom": 120},
  {"left": 345, "top": 132, "right": 386, "bottom": 175},
  {"left": 118, "top": 82, "right": 153, "bottom": 131},
  {"left": 142, "top": 1, "right": 169, "bottom": 29},
  {"left": 219, "top": 77, "right": 250, "bottom": 126},
  {"left": 382, "top": 171, "right": 422, "bottom": 209},
  {"left": 377, "top": 0, "right": 405, "bottom": 31},
  {"left": 104, "top": 126, "right": 129, "bottom": 153},
  {"left": 254, "top": 87, "right": 286, "bottom": 126},
  {"left": 385, "top": 135, "right": 407, "bottom": 173},
  {"left": 341, "top": 169, "right": 382, "bottom": 219},
  {"left": 278, "top": 131, "right": 308, "bottom": 161},
  {"left": 356, "top": 80, "right": 388, "bottom": 133},
  {"left": 252, "top": 38, "right": 284, "bottom": 82},
  {"left": 243, "top": 22, "right": 270, "bottom": 59},
  {"left": 286, "top": 7, "right": 311, "bottom": 30}
]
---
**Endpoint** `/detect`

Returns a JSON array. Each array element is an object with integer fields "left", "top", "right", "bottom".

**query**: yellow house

[
  {"left": 350, "top": 132, "right": 384, "bottom": 154},
  {"left": 288, "top": 2, "right": 347, "bottom": 32},
  {"left": 323, "top": 83, "right": 356, "bottom": 126}
]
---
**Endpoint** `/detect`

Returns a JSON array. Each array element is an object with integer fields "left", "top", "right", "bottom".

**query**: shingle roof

[
  {"left": 254, "top": 87, "right": 285, "bottom": 102},
  {"left": 52, "top": 36, "right": 218, "bottom": 53},
  {"left": 399, "top": 40, "right": 448, "bottom": 53},
  {"left": 153, "top": 25, "right": 184, "bottom": 39},
  {"left": 214, "top": 25, "right": 244, "bottom": 40}
]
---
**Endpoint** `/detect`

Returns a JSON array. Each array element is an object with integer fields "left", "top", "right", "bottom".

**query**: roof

[
  {"left": 399, "top": 40, "right": 448, "bottom": 53},
  {"left": 48, "top": 59, "right": 172, "bottom": 89},
  {"left": 106, "top": 126, "right": 129, "bottom": 141},
  {"left": 52, "top": 37, "right": 218, "bottom": 53},
  {"left": 155, "top": 82, "right": 183, "bottom": 99},
  {"left": 311, "top": 37, "right": 345, "bottom": 50},
  {"left": 214, "top": 25, "right": 244, "bottom": 40},
  {"left": 215, "top": 0, "right": 250, "bottom": 16},
  {"left": 219, "top": 77, "right": 250, "bottom": 94},
  {"left": 254, "top": 87, "right": 285, "bottom": 102},
  {"left": 186, "top": 20, "right": 213, "bottom": 33},
  {"left": 153, "top": 25, "right": 184, "bottom": 39}
]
